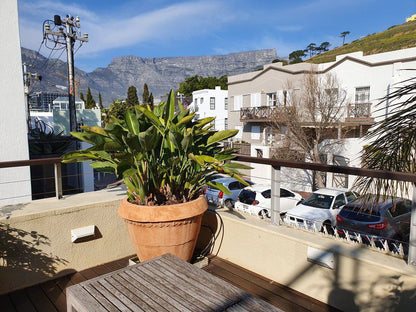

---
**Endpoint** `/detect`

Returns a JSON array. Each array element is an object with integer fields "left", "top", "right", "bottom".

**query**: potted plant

[{"left": 62, "top": 90, "right": 249, "bottom": 262}]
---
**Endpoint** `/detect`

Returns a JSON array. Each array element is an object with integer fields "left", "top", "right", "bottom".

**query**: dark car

[{"left": 335, "top": 196, "right": 412, "bottom": 245}]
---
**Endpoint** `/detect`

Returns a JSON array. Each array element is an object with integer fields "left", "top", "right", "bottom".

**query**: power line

[{"left": 43, "top": 14, "right": 88, "bottom": 132}]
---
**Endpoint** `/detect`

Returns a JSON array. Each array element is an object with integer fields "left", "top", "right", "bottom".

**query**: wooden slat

[
  {"left": 208, "top": 257, "right": 341, "bottom": 312},
  {"left": 40, "top": 281, "right": 67, "bottom": 312},
  {"left": 25, "top": 285, "right": 58, "bottom": 312},
  {"left": 0, "top": 294, "right": 17, "bottom": 312},
  {"left": 8, "top": 289, "right": 37, "bottom": 312}
]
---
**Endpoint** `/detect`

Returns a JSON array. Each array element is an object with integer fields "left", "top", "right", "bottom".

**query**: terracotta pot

[{"left": 118, "top": 195, "right": 208, "bottom": 262}]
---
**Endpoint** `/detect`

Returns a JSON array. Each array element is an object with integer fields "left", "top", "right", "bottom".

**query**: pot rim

[{"left": 118, "top": 195, "right": 208, "bottom": 222}]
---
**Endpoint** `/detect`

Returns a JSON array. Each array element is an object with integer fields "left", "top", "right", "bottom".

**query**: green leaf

[
  {"left": 222, "top": 162, "right": 253, "bottom": 170},
  {"left": 207, "top": 129, "right": 238, "bottom": 146},
  {"left": 125, "top": 110, "right": 140, "bottom": 135},
  {"left": 207, "top": 181, "right": 232, "bottom": 195}
]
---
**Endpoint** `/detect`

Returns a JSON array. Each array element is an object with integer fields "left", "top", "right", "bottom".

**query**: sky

[{"left": 18, "top": 0, "right": 416, "bottom": 73}]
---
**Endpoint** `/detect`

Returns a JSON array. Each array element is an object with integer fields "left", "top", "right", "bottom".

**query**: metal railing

[
  {"left": 2, "top": 155, "right": 416, "bottom": 264},
  {"left": 240, "top": 106, "right": 288, "bottom": 122}
]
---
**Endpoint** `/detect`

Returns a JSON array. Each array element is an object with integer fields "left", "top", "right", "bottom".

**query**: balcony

[
  {"left": 1, "top": 157, "right": 416, "bottom": 311},
  {"left": 240, "top": 106, "right": 287, "bottom": 122},
  {"left": 345, "top": 102, "right": 375, "bottom": 125}
]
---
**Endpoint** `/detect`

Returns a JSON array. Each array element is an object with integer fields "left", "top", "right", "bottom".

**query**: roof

[{"left": 312, "top": 188, "right": 349, "bottom": 196}]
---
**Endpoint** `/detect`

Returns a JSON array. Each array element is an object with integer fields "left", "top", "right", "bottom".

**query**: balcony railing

[
  {"left": 240, "top": 106, "right": 287, "bottom": 122},
  {"left": 346, "top": 102, "right": 372, "bottom": 119}
]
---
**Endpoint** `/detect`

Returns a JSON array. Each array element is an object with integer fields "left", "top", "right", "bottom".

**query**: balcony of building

[
  {"left": 240, "top": 106, "right": 289, "bottom": 122},
  {"left": 1, "top": 156, "right": 416, "bottom": 311}
]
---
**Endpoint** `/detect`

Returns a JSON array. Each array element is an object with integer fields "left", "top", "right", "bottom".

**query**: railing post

[
  {"left": 271, "top": 165, "right": 281, "bottom": 226},
  {"left": 54, "top": 162, "right": 63, "bottom": 199},
  {"left": 408, "top": 183, "right": 416, "bottom": 265}
]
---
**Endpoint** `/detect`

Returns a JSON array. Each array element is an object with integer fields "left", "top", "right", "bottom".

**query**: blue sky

[{"left": 18, "top": 0, "right": 416, "bottom": 73}]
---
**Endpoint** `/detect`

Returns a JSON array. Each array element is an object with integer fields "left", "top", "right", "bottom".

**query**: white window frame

[
  {"left": 355, "top": 86, "right": 370, "bottom": 103},
  {"left": 210, "top": 97, "right": 215, "bottom": 110},
  {"left": 267, "top": 92, "right": 277, "bottom": 106},
  {"left": 234, "top": 95, "right": 242, "bottom": 111},
  {"left": 250, "top": 93, "right": 261, "bottom": 107}
]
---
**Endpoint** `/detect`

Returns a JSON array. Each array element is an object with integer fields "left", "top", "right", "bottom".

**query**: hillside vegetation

[{"left": 308, "top": 20, "right": 416, "bottom": 64}]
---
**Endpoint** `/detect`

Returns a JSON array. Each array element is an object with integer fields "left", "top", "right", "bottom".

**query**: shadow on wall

[
  {"left": 0, "top": 223, "right": 68, "bottom": 294},
  {"left": 285, "top": 244, "right": 416, "bottom": 311}
]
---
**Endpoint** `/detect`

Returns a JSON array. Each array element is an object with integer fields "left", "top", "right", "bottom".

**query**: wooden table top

[{"left": 66, "top": 253, "right": 283, "bottom": 312}]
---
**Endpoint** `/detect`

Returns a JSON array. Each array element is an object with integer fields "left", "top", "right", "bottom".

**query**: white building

[
  {"left": 227, "top": 47, "right": 416, "bottom": 190},
  {"left": 0, "top": 0, "right": 32, "bottom": 205},
  {"left": 191, "top": 86, "right": 228, "bottom": 131},
  {"left": 50, "top": 97, "right": 85, "bottom": 111}
]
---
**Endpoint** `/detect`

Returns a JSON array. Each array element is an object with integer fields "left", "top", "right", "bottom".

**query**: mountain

[
  {"left": 308, "top": 20, "right": 416, "bottom": 64},
  {"left": 21, "top": 48, "right": 277, "bottom": 106}
]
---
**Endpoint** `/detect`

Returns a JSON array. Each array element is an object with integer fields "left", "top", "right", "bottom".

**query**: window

[
  {"left": 267, "top": 93, "right": 277, "bottom": 106},
  {"left": 251, "top": 126, "right": 260, "bottom": 140},
  {"left": 333, "top": 194, "right": 346, "bottom": 209},
  {"left": 256, "top": 148, "right": 263, "bottom": 158},
  {"left": 251, "top": 93, "right": 261, "bottom": 107},
  {"left": 355, "top": 87, "right": 370, "bottom": 103},
  {"left": 194, "top": 98, "right": 198, "bottom": 105},
  {"left": 200, "top": 98, "right": 204, "bottom": 104},
  {"left": 280, "top": 189, "right": 294, "bottom": 198},
  {"left": 224, "top": 98, "right": 228, "bottom": 110},
  {"left": 389, "top": 200, "right": 412, "bottom": 218},
  {"left": 224, "top": 118, "right": 228, "bottom": 130},
  {"left": 228, "top": 181, "right": 241, "bottom": 191},
  {"left": 277, "top": 90, "right": 291, "bottom": 106},
  {"left": 234, "top": 95, "right": 242, "bottom": 110},
  {"left": 210, "top": 97, "right": 215, "bottom": 110}
]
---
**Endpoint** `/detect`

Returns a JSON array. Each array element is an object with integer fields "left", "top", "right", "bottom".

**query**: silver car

[{"left": 204, "top": 177, "right": 253, "bottom": 208}]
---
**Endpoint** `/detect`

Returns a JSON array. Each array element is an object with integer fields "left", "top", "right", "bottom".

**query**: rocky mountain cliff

[{"left": 22, "top": 48, "right": 277, "bottom": 106}]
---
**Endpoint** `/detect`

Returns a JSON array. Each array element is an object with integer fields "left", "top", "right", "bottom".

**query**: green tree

[
  {"left": 289, "top": 50, "right": 306, "bottom": 64},
  {"left": 126, "top": 86, "right": 139, "bottom": 107},
  {"left": 317, "top": 42, "right": 331, "bottom": 54},
  {"left": 149, "top": 93, "right": 154, "bottom": 109},
  {"left": 85, "top": 87, "right": 96, "bottom": 109},
  {"left": 80, "top": 92, "right": 85, "bottom": 102},
  {"left": 98, "top": 92, "right": 103, "bottom": 109},
  {"left": 142, "top": 83, "right": 153, "bottom": 109},
  {"left": 340, "top": 31, "right": 350, "bottom": 45},
  {"left": 104, "top": 99, "right": 129, "bottom": 122},
  {"left": 306, "top": 43, "right": 317, "bottom": 58},
  {"left": 178, "top": 75, "right": 228, "bottom": 97}
]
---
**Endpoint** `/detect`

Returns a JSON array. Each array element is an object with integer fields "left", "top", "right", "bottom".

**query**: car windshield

[
  {"left": 239, "top": 189, "right": 256, "bottom": 204},
  {"left": 302, "top": 193, "right": 334, "bottom": 209}
]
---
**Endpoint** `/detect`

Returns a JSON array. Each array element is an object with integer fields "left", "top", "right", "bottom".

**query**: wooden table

[{"left": 67, "top": 253, "right": 283, "bottom": 311}]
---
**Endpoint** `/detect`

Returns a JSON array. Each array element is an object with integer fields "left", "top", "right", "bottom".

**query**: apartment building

[
  {"left": 228, "top": 47, "right": 416, "bottom": 188},
  {"left": 191, "top": 86, "right": 228, "bottom": 131}
]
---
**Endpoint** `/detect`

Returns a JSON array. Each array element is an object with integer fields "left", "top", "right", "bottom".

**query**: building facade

[
  {"left": 227, "top": 47, "right": 416, "bottom": 189},
  {"left": 191, "top": 86, "right": 228, "bottom": 131}
]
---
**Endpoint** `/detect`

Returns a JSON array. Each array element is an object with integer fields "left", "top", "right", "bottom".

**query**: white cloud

[{"left": 19, "top": 0, "right": 228, "bottom": 58}]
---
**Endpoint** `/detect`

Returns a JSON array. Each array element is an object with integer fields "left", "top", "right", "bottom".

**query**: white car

[
  {"left": 284, "top": 188, "right": 357, "bottom": 232},
  {"left": 234, "top": 184, "right": 303, "bottom": 219}
]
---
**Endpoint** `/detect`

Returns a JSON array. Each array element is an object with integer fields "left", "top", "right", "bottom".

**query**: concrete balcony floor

[{"left": 0, "top": 255, "right": 339, "bottom": 312}]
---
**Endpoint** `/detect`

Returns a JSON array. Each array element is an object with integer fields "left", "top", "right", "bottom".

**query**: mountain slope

[
  {"left": 308, "top": 20, "right": 416, "bottom": 64},
  {"left": 21, "top": 48, "right": 277, "bottom": 105}
]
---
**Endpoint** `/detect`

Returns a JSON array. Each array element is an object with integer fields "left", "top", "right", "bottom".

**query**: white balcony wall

[{"left": 0, "top": 0, "right": 31, "bottom": 205}]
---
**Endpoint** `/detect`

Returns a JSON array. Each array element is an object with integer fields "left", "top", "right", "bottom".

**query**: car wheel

[
  {"left": 224, "top": 199, "right": 234, "bottom": 209},
  {"left": 322, "top": 221, "right": 334, "bottom": 235},
  {"left": 259, "top": 209, "right": 269, "bottom": 219}
]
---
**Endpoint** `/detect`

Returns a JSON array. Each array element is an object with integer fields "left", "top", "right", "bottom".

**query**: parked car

[
  {"left": 284, "top": 188, "right": 357, "bottom": 232},
  {"left": 335, "top": 195, "right": 412, "bottom": 244},
  {"left": 234, "top": 184, "right": 303, "bottom": 219},
  {"left": 204, "top": 177, "right": 254, "bottom": 208}
]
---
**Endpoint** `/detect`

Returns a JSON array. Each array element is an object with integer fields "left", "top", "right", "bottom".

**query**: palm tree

[
  {"left": 354, "top": 76, "right": 416, "bottom": 198},
  {"left": 340, "top": 31, "right": 350, "bottom": 45}
]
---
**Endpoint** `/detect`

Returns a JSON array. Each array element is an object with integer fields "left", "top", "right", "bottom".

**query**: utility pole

[
  {"left": 44, "top": 15, "right": 88, "bottom": 132},
  {"left": 23, "top": 63, "right": 41, "bottom": 133}
]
